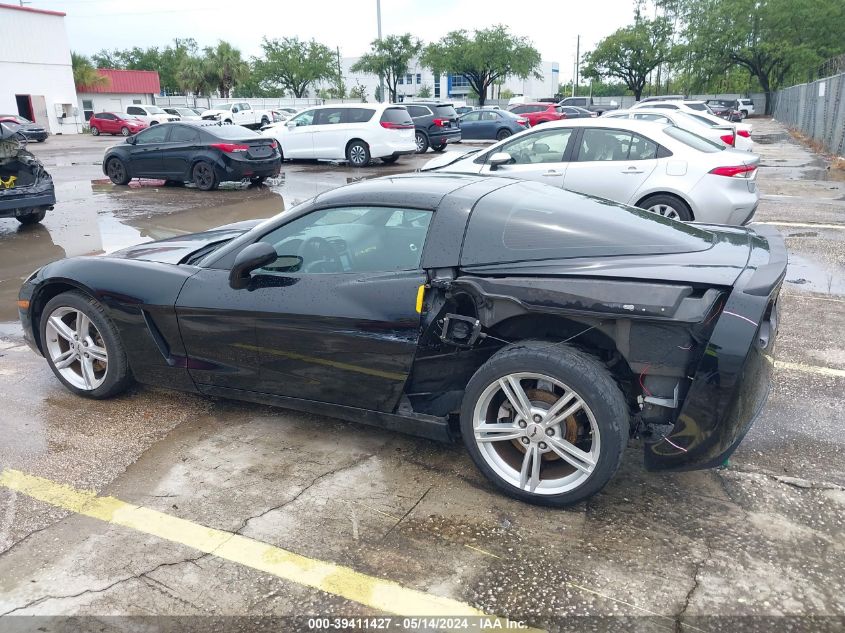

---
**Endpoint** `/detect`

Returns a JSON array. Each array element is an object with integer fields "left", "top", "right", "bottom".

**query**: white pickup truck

[{"left": 200, "top": 102, "right": 271, "bottom": 129}]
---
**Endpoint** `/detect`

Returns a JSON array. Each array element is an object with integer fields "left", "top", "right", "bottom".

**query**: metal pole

[
  {"left": 377, "top": 0, "right": 385, "bottom": 103},
  {"left": 575, "top": 34, "right": 580, "bottom": 97}
]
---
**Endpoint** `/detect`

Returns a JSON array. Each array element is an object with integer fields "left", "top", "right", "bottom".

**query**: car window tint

[
  {"left": 169, "top": 125, "right": 200, "bottom": 142},
  {"left": 380, "top": 107, "right": 413, "bottom": 125},
  {"left": 686, "top": 103, "right": 708, "bottom": 111},
  {"left": 481, "top": 111, "right": 499, "bottom": 121},
  {"left": 314, "top": 108, "right": 343, "bottom": 125},
  {"left": 497, "top": 128, "right": 573, "bottom": 165},
  {"left": 460, "top": 181, "right": 714, "bottom": 266},
  {"left": 258, "top": 207, "right": 433, "bottom": 274},
  {"left": 127, "top": 107, "right": 145, "bottom": 115},
  {"left": 434, "top": 104, "right": 457, "bottom": 118},
  {"left": 134, "top": 126, "right": 169, "bottom": 144},
  {"left": 291, "top": 110, "right": 315, "bottom": 127},
  {"left": 510, "top": 106, "right": 527, "bottom": 114},
  {"left": 634, "top": 113, "right": 670, "bottom": 123},
  {"left": 98, "top": 113, "right": 114, "bottom": 120},
  {"left": 628, "top": 133, "right": 659, "bottom": 159},
  {"left": 407, "top": 105, "right": 429, "bottom": 118},
  {"left": 662, "top": 126, "right": 724, "bottom": 152},
  {"left": 461, "top": 111, "right": 480, "bottom": 122},
  {"left": 346, "top": 108, "right": 375, "bottom": 123},
  {"left": 577, "top": 129, "right": 634, "bottom": 161}
]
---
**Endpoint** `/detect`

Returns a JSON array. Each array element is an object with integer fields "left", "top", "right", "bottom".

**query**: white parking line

[{"left": 752, "top": 221, "right": 845, "bottom": 230}]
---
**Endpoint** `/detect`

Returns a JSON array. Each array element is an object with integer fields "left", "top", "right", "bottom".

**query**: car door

[
  {"left": 96, "top": 113, "right": 113, "bottom": 133},
  {"left": 160, "top": 124, "right": 201, "bottom": 178},
  {"left": 236, "top": 102, "right": 252, "bottom": 126},
  {"left": 126, "top": 105, "right": 148, "bottom": 124},
  {"left": 245, "top": 205, "right": 432, "bottom": 411},
  {"left": 562, "top": 128, "right": 660, "bottom": 204},
  {"left": 127, "top": 125, "right": 170, "bottom": 176},
  {"left": 280, "top": 109, "right": 316, "bottom": 158},
  {"left": 477, "top": 111, "right": 501, "bottom": 138},
  {"left": 311, "top": 107, "right": 346, "bottom": 159},
  {"left": 458, "top": 111, "right": 482, "bottom": 139},
  {"left": 478, "top": 127, "right": 576, "bottom": 187}
]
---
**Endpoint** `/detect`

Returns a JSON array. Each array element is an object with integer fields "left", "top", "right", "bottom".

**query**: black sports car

[
  {"left": 17, "top": 175, "right": 786, "bottom": 506},
  {"left": 102, "top": 121, "right": 281, "bottom": 191}
]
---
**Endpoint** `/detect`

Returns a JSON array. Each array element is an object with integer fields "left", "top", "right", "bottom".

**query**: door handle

[
  {"left": 542, "top": 170, "right": 561, "bottom": 176},
  {"left": 622, "top": 167, "right": 643, "bottom": 174}
]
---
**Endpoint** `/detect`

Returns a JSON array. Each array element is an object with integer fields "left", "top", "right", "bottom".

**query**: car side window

[
  {"left": 290, "top": 110, "right": 315, "bottom": 127},
  {"left": 127, "top": 107, "right": 144, "bottom": 116},
  {"left": 628, "top": 133, "right": 659, "bottom": 160},
  {"left": 496, "top": 129, "right": 573, "bottom": 165},
  {"left": 99, "top": 113, "right": 114, "bottom": 120},
  {"left": 577, "top": 129, "right": 635, "bottom": 161},
  {"left": 134, "top": 126, "right": 170, "bottom": 144},
  {"left": 314, "top": 108, "right": 343, "bottom": 125},
  {"left": 257, "top": 206, "right": 433, "bottom": 275},
  {"left": 634, "top": 113, "right": 670, "bottom": 123},
  {"left": 169, "top": 126, "right": 200, "bottom": 143},
  {"left": 241, "top": 103, "right": 251, "bottom": 111},
  {"left": 481, "top": 111, "right": 498, "bottom": 121},
  {"left": 461, "top": 111, "right": 480, "bottom": 122}
]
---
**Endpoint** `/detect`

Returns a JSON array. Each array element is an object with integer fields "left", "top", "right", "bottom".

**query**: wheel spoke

[
  {"left": 75, "top": 312, "right": 90, "bottom": 339},
  {"left": 499, "top": 376, "right": 531, "bottom": 420},
  {"left": 48, "top": 316, "right": 75, "bottom": 343},
  {"left": 547, "top": 437, "right": 596, "bottom": 474},
  {"left": 53, "top": 349, "right": 76, "bottom": 369},
  {"left": 80, "top": 356, "right": 96, "bottom": 389},
  {"left": 87, "top": 344, "right": 107, "bottom": 363},
  {"left": 519, "top": 444, "right": 541, "bottom": 492},
  {"left": 474, "top": 423, "right": 523, "bottom": 443},
  {"left": 540, "top": 391, "right": 577, "bottom": 428}
]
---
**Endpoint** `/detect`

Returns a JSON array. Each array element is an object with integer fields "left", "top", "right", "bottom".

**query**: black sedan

[
  {"left": 0, "top": 114, "right": 48, "bottom": 142},
  {"left": 102, "top": 122, "right": 281, "bottom": 191},
  {"left": 17, "top": 175, "right": 786, "bottom": 506}
]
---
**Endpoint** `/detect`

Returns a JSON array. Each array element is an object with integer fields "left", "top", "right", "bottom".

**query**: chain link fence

[{"left": 772, "top": 71, "right": 845, "bottom": 156}]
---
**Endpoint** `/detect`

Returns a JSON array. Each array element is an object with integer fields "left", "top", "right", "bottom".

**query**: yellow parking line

[
  {"left": 772, "top": 359, "right": 845, "bottom": 378},
  {"left": 751, "top": 221, "right": 845, "bottom": 230},
  {"left": 0, "top": 469, "right": 543, "bottom": 630}
]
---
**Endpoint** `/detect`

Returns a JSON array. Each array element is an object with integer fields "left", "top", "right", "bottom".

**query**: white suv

[
  {"left": 260, "top": 104, "right": 416, "bottom": 167},
  {"left": 736, "top": 99, "right": 755, "bottom": 119},
  {"left": 125, "top": 105, "right": 179, "bottom": 125}
]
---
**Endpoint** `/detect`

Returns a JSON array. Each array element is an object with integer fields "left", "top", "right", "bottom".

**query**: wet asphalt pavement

[{"left": 0, "top": 121, "right": 843, "bottom": 632}]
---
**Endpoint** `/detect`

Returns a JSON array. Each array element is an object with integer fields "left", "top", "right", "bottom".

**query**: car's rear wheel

[
  {"left": 91, "top": 126, "right": 100, "bottom": 136},
  {"left": 120, "top": 126, "right": 131, "bottom": 136},
  {"left": 149, "top": 120, "right": 158, "bottom": 126},
  {"left": 496, "top": 129, "right": 512, "bottom": 141},
  {"left": 250, "top": 176, "right": 267, "bottom": 186},
  {"left": 40, "top": 291, "right": 132, "bottom": 399},
  {"left": 381, "top": 155, "right": 399, "bottom": 164},
  {"left": 432, "top": 143, "right": 446, "bottom": 152},
  {"left": 415, "top": 131, "right": 429, "bottom": 153},
  {"left": 192, "top": 161, "right": 218, "bottom": 191},
  {"left": 346, "top": 141, "right": 370, "bottom": 167},
  {"left": 461, "top": 341, "right": 629, "bottom": 507},
  {"left": 106, "top": 157, "right": 131, "bottom": 185},
  {"left": 16, "top": 208, "right": 47, "bottom": 225},
  {"left": 639, "top": 194, "right": 692, "bottom": 222}
]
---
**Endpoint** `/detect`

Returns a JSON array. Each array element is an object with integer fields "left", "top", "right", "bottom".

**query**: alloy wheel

[
  {"left": 44, "top": 307, "right": 108, "bottom": 391},
  {"left": 107, "top": 160, "right": 125, "bottom": 183},
  {"left": 415, "top": 134, "right": 426, "bottom": 152},
  {"left": 349, "top": 144, "right": 367, "bottom": 166},
  {"left": 194, "top": 164, "right": 213, "bottom": 188},
  {"left": 646, "top": 203, "right": 680, "bottom": 220},
  {"left": 472, "top": 372, "right": 600, "bottom": 495}
]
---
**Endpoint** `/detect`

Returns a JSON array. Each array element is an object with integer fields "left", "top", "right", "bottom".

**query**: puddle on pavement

[
  {"left": 753, "top": 133, "right": 791, "bottom": 145},
  {"left": 784, "top": 253, "right": 845, "bottom": 295}
]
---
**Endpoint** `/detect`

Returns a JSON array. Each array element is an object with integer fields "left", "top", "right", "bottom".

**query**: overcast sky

[{"left": 35, "top": 0, "right": 638, "bottom": 82}]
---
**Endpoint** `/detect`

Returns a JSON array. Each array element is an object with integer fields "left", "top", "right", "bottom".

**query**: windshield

[
  {"left": 663, "top": 125, "right": 724, "bottom": 152},
  {"left": 176, "top": 108, "right": 196, "bottom": 116},
  {"left": 434, "top": 104, "right": 458, "bottom": 118},
  {"left": 147, "top": 106, "right": 166, "bottom": 114}
]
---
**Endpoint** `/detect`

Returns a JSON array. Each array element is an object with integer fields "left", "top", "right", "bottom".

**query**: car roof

[
  {"left": 535, "top": 117, "right": 663, "bottom": 131},
  {"left": 303, "top": 103, "right": 395, "bottom": 110}
]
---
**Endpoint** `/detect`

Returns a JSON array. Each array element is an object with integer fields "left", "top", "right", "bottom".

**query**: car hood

[
  {"left": 106, "top": 220, "right": 263, "bottom": 264},
  {"left": 201, "top": 109, "right": 229, "bottom": 118},
  {"left": 422, "top": 149, "right": 482, "bottom": 171}
]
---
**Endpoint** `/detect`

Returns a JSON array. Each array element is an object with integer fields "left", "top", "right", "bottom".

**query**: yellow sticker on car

[
  {"left": 0, "top": 176, "right": 16, "bottom": 189},
  {"left": 416, "top": 284, "right": 425, "bottom": 314}
]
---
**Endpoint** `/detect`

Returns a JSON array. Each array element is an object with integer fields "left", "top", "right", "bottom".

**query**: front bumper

[{"left": 645, "top": 226, "right": 786, "bottom": 471}]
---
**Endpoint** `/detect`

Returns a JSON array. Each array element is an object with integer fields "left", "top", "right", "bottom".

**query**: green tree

[
  {"left": 417, "top": 84, "right": 432, "bottom": 98},
  {"left": 664, "top": 0, "right": 845, "bottom": 113},
  {"left": 203, "top": 41, "right": 249, "bottom": 98},
  {"left": 177, "top": 56, "right": 216, "bottom": 96},
  {"left": 71, "top": 52, "right": 108, "bottom": 90},
  {"left": 91, "top": 39, "right": 198, "bottom": 95},
  {"left": 421, "top": 26, "right": 541, "bottom": 106},
  {"left": 351, "top": 34, "right": 422, "bottom": 102},
  {"left": 581, "top": 15, "right": 674, "bottom": 101},
  {"left": 255, "top": 37, "right": 336, "bottom": 98},
  {"left": 350, "top": 82, "right": 368, "bottom": 102}
]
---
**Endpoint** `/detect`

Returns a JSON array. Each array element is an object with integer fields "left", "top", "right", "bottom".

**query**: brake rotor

[{"left": 508, "top": 388, "right": 580, "bottom": 461}]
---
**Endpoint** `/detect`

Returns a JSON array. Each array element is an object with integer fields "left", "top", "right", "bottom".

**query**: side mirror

[
  {"left": 125, "top": 136, "right": 136, "bottom": 144},
  {"left": 488, "top": 152, "right": 512, "bottom": 170},
  {"left": 286, "top": 121, "right": 297, "bottom": 127},
  {"left": 229, "top": 242, "right": 279, "bottom": 289}
]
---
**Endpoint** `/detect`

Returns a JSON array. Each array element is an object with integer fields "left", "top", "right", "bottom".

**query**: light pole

[{"left": 377, "top": 0, "right": 385, "bottom": 103}]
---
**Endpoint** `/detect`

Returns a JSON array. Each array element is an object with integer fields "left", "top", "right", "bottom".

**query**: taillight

[
  {"left": 719, "top": 133, "right": 735, "bottom": 146},
  {"left": 210, "top": 142, "right": 249, "bottom": 153},
  {"left": 432, "top": 118, "right": 445, "bottom": 127},
  {"left": 517, "top": 118, "right": 528, "bottom": 126},
  {"left": 710, "top": 164, "right": 757, "bottom": 178},
  {"left": 269, "top": 140, "right": 278, "bottom": 149},
  {"left": 380, "top": 121, "right": 413, "bottom": 129},
  {"left": 737, "top": 130, "right": 750, "bottom": 138}
]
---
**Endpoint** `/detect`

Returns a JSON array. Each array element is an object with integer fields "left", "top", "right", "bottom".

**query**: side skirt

[{"left": 199, "top": 385, "right": 454, "bottom": 443}]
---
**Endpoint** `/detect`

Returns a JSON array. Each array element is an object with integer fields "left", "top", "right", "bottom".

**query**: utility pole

[
  {"left": 574, "top": 34, "right": 580, "bottom": 97},
  {"left": 377, "top": 0, "right": 385, "bottom": 103}
]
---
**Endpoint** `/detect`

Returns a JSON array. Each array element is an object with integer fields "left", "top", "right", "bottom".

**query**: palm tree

[
  {"left": 71, "top": 52, "right": 108, "bottom": 90},
  {"left": 177, "top": 56, "right": 215, "bottom": 96},
  {"left": 204, "top": 41, "right": 248, "bottom": 98}
]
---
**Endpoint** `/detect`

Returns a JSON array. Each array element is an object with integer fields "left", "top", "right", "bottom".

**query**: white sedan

[
  {"left": 423, "top": 118, "right": 760, "bottom": 225},
  {"left": 603, "top": 109, "right": 753, "bottom": 152},
  {"left": 630, "top": 100, "right": 753, "bottom": 146}
]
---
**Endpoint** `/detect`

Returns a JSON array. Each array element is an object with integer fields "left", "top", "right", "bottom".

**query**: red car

[
  {"left": 89, "top": 112, "right": 148, "bottom": 137},
  {"left": 508, "top": 103, "right": 568, "bottom": 126}
]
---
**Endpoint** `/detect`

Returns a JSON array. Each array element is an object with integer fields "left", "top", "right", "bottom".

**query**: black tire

[
  {"left": 414, "top": 131, "right": 429, "bottom": 153},
  {"left": 740, "top": 110, "right": 748, "bottom": 120},
  {"left": 120, "top": 126, "right": 131, "bottom": 137},
  {"left": 496, "top": 129, "right": 512, "bottom": 141},
  {"left": 432, "top": 143, "right": 446, "bottom": 152},
  {"left": 91, "top": 126, "right": 100, "bottom": 136},
  {"left": 381, "top": 156, "right": 399, "bottom": 164},
  {"left": 250, "top": 176, "right": 267, "bottom": 186},
  {"left": 346, "top": 140, "right": 370, "bottom": 167},
  {"left": 460, "top": 341, "right": 629, "bottom": 507},
  {"left": 106, "top": 157, "right": 131, "bottom": 185},
  {"left": 16, "top": 208, "right": 47, "bottom": 225},
  {"left": 192, "top": 161, "right": 218, "bottom": 191},
  {"left": 37, "top": 138, "right": 46, "bottom": 143},
  {"left": 149, "top": 120, "right": 158, "bottom": 125},
  {"left": 261, "top": 116, "right": 269, "bottom": 126},
  {"left": 638, "top": 193, "right": 692, "bottom": 222},
  {"left": 39, "top": 291, "right": 133, "bottom": 399},
  {"left": 163, "top": 179, "right": 185, "bottom": 187}
]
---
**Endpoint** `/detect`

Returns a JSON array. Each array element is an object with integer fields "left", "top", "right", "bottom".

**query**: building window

[
  {"left": 133, "top": 99, "right": 142, "bottom": 105},
  {"left": 398, "top": 76, "right": 404, "bottom": 84},
  {"left": 82, "top": 99, "right": 94, "bottom": 121},
  {"left": 406, "top": 74, "right": 413, "bottom": 85},
  {"left": 449, "top": 74, "right": 469, "bottom": 88},
  {"left": 416, "top": 74, "right": 422, "bottom": 84},
  {"left": 434, "top": 73, "right": 440, "bottom": 98}
]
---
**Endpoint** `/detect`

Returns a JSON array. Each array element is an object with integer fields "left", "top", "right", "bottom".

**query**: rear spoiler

[{"left": 744, "top": 225, "right": 787, "bottom": 296}]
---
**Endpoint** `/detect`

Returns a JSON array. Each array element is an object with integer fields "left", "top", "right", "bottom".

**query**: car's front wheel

[
  {"left": 192, "top": 161, "right": 218, "bottom": 191},
  {"left": 40, "top": 291, "right": 132, "bottom": 399},
  {"left": 460, "top": 341, "right": 629, "bottom": 507},
  {"left": 16, "top": 208, "right": 47, "bottom": 225},
  {"left": 639, "top": 194, "right": 692, "bottom": 222},
  {"left": 121, "top": 126, "right": 131, "bottom": 136},
  {"left": 91, "top": 126, "right": 100, "bottom": 136},
  {"left": 346, "top": 140, "right": 370, "bottom": 167},
  {"left": 106, "top": 157, "right": 131, "bottom": 185}
]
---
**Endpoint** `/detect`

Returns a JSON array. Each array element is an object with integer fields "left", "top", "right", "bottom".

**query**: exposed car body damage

[
  {"left": 0, "top": 126, "right": 55, "bottom": 223},
  {"left": 18, "top": 174, "right": 785, "bottom": 495}
]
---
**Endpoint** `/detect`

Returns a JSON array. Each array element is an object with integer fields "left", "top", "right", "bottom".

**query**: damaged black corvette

[
  {"left": 0, "top": 122, "right": 55, "bottom": 225},
  {"left": 17, "top": 174, "right": 786, "bottom": 505}
]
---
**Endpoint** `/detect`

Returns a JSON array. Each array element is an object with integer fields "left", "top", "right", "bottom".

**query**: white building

[
  {"left": 77, "top": 69, "right": 162, "bottom": 121},
  {"left": 0, "top": 3, "right": 80, "bottom": 134},
  {"left": 337, "top": 56, "right": 559, "bottom": 102}
]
